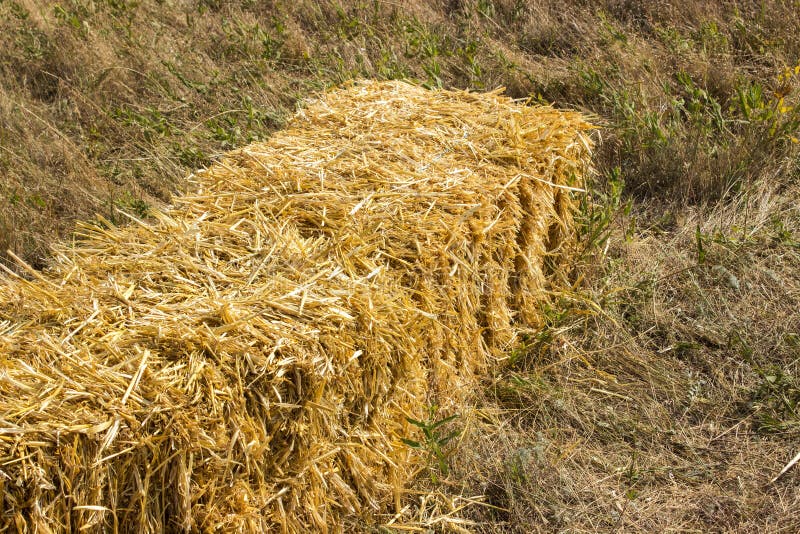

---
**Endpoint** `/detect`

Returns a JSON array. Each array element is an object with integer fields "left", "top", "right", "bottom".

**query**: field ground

[{"left": 1, "top": 1, "right": 799, "bottom": 531}]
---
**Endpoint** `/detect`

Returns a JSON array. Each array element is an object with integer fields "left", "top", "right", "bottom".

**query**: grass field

[{"left": 1, "top": 1, "right": 799, "bottom": 531}]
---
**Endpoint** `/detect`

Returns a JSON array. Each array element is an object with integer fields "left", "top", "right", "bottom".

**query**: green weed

[
  {"left": 53, "top": 3, "right": 89, "bottom": 38},
  {"left": 114, "top": 192, "right": 150, "bottom": 220},
  {"left": 751, "top": 365, "right": 800, "bottom": 434},
  {"left": 401, "top": 407, "right": 460, "bottom": 482},
  {"left": 111, "top": 106, "right": 173, "bottom": 138},
  {"left": 576, "top": 166, "right": 631, "bottom": 260},
  {"left": 476, "top": 0, "right": 495, "bottom": 20}
]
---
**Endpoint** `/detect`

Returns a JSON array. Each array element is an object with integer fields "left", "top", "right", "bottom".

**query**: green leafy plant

[
  {"left": 696, "top": 223, "right": 707, "bottom": 264},
  {"left": 113, "top": 192, "right": 150, "bottom": 220},
  {"left": 751, "top": 364, "right": 800, "bottom": 434},
  {"left": 401, "top": 407, "right": 460, "bottom": 482},
  {"left": 576, "top": 165, "right": 631, "bottom": 260}
]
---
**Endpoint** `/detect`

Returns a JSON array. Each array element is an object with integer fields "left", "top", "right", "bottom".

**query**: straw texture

[{"left": 0, "top": 80, "right": 592, "bottom": 532}]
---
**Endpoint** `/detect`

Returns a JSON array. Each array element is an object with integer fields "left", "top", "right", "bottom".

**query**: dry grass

[
  {"left": 444, "top": 185, "right": 800, "bottom": 532},
  {"left": 2, "top": 1, "right": 799, "bottom": 266},
  {"left": 1, "top": 1, "right": 800, "bottom": 532}
]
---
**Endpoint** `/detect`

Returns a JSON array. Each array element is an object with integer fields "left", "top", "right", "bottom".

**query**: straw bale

[{"left": 0, "top": 80, "right": 592, "bottom": 532}]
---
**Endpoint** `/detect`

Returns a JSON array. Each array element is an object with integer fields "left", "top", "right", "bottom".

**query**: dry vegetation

[
  {"left": 0, "top": 81, "right": 593, "bottom": 532},
  {"left": 1, "top": 0, "right": 799, "bottom": 532}
]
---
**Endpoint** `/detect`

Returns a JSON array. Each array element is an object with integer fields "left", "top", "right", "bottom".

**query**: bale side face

[{"left": 0, "top": 80, "right": 592, "bottom": 532}]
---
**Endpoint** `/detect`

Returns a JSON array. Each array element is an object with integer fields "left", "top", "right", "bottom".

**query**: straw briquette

[{"left": 0, "top": 80, "right": 592, "bottom": 532}]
